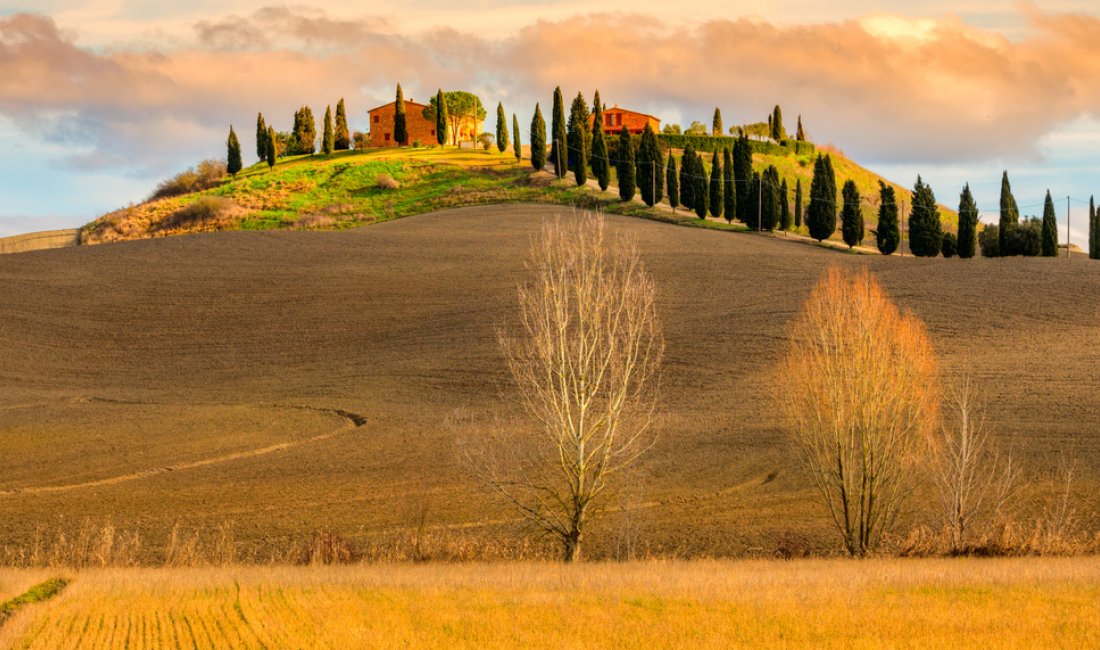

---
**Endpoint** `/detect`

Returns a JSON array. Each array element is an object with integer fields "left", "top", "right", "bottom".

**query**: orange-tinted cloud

[{"left": 2, "top": 7, "right": 1100, "bottom": 176}]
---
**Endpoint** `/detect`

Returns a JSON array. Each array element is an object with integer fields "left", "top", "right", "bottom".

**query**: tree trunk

[{"left": 562, "top": 531, "right": 581, "bottom": 563}]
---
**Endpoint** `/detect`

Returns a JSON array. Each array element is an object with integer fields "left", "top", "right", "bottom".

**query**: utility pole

[
  {"left": 757, "top": 174, "right": 762, "bottom": 232},
  {"left": 1067, "top": 195, "right": 1072, "bottom": 259},
  {"left": 901, "top": 199, "right": 907, "bottom": 256}
]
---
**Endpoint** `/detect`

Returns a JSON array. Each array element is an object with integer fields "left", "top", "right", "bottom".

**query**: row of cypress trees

[
  {"left": 995, "top": 172, "right": 1063, "bottom": 258},
  {"left": 242, "top": 99, "right": 351, "bottom": 169},
  {"left": 236, "top": 86, "right": 1095, "bottom": 261}
]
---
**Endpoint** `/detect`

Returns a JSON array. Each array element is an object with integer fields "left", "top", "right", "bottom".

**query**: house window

[
  {"left": 384, "top": 133, "right": 391, "bottom": 141},
  {"left": 431, "top": 129, "right": 436, "bottom": 136},
  {"left": 374, "top": 115, "right": 380, "bottom": 123}
]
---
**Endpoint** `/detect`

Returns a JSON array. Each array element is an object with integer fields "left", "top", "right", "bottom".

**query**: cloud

[
  {"left": 194, "top": 7, "right": 391, "bottom": 51},
  {"left": 2, "top": 6, "right": 1100, "bottom": 184}
]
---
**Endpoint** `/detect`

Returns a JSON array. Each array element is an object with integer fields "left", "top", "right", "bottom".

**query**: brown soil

[{"left": 0, "top": 204, "right": 1097, "bottom": 559}]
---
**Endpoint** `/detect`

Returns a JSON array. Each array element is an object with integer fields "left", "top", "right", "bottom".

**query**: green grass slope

[{"left": 80, "top": 145, "right": 958, "bottom": 246}]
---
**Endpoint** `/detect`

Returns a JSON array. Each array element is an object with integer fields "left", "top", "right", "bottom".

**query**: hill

[
  {"left": 1, "top": 205, "right": 1097, "bottom": 561},
  {"left": 79, "top": 145, "right": 958, "bottom": 248}
]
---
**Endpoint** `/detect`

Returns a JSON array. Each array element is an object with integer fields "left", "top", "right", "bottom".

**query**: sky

[{"left": 2, "top": 1, "right": 1100, "bottom": 243}]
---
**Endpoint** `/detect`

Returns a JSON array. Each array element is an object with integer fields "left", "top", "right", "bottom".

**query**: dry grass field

[
  {"left": 0, "top": 559, "right": 1097, "bottom": 648},
  {"left": 0, "top": 204, "right": 1098, "bottom": 560}
]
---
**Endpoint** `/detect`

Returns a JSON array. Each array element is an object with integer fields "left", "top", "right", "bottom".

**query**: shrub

[
  {"left": 980, "top": 219, "right": 1041, "bottom": 257},
  {"left": 412, "top": 139, "right": 423, "bottom": 148},
  {"left": 478, "top": 133, "right": 494, "bottom": 151},
  {"left": 941, "top": 232, "right": 958, "bottom": 257},
  {"left": 352, "top": 131, "right": 369, "bottom": 150},
  {"left": 149, "top": 160, "right": 227, "bottom": 200},
  {"left": 294, "top": 214, "right": 337, "bottom": 230},
  {"left": 979, "top": 224, "right": 1000, "bottom": 257},
  {"left": 376, "top": 173, "right": 400, "bottom": 190},
  {"left": 158, "top": 196, "right": 236, "bottom": 231},
  {"left": 780, "top": 267, "right": 939, "bottom": 557}
]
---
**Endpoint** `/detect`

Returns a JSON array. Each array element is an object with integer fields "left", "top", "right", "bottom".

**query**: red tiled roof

[{"left": 367, "top": 99, "right": 431, "bottom": 114}]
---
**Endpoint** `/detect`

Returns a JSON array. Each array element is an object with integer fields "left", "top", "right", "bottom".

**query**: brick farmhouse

[
  {"left": 591, "top": 104, "right": 661, "bottom": 136},
  {"left": 367, "top": 99, "right": 481, "bottom": 148},
  {"left": 367, "top": 99, "right": 433, "bottom": 148}
]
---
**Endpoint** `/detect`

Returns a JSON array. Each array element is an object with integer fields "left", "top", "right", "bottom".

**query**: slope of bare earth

[{"left": 0, "top": 204, "right": 1097, "bottom": 559}]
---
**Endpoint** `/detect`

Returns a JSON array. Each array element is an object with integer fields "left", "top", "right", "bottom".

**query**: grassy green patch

[
  {"left": 0, "top": 577, "right": 68, "bottom": 623},
  {"left": 81, "top": 144, "right": 957, "bottom": 248}
]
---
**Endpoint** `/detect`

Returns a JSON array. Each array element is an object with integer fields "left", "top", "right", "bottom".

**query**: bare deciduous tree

[
  {"left": 931, "top": 374, "right": 1019, "bottom": 553},
  {"left": 478, "top": 212, "right": 663, "bottom": 563},
  {"left": 780, "top": 266, "right": 940, "bottom": 556}
]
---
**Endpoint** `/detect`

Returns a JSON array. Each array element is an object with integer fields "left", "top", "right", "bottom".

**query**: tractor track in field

[{"left": 0, "top": 399, "right": 367, "bottom": 497}]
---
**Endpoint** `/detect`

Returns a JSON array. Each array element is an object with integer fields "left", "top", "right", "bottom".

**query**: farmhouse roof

[
  {"left": 603, "top": 105, "right": 661, "bottom": 122},
  {"left": 367, "top": 99, "right": 431, "bottom": 113}
]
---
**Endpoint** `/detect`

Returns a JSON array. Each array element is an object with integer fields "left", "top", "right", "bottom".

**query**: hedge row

[{"left": 656, "top": 134, "right": 814, "bottom": 157}]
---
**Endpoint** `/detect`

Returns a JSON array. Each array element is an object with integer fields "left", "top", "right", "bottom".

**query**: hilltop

[{"left": 80, "top": 144, "right": 959, "bottom": 247}]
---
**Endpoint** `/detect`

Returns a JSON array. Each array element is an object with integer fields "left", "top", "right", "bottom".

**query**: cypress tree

[
  {"left": 591, "top": 92, "right": 609, "bottom": 190},
  {"left": 957, "top": 184, "right": 978, "bottom": 259},
  {"left": 530, "top": 104, "right": 547, "bottom": 171},
  {"left": 265, "top": 126, "right": 276, "bottom": 168},
  {"left": 334, "top": 99, "right": 350, "bottom": 150},
  {"left": 780, "top": 179, "right": 792, "bottom": 231},
  {"left": 550, "top": 87, "right": 567, "bottom": 178},
  {"left": 712, "top": 108, "right": 723, "bottom": 136},
  {"left": 909, "top": 176, "right": 943, "bottom": 257},
  {"left": 841, "top": 180, "right": 863, "bottom": 248},
  {"left": 512, "top": 114, "right": 521, "bottom": 162},
  {"left": 999, "top": 171, "right": 1019, "bottom": 256},
  {"left": 747, "top": 171, "right": 761, "bottom": 229},
  {"left": 568, "top": 93, "right": 590, "bottom": 183},
  {"left": 771, "top": 105, "right": 783, "bottom": 141},
  {"left": 761, "top": 166, "right": 781, "bottom": 230},
  {"left": 227, "top": 126, "right": 242, "bottom": 176},
  {"left": 796, "top": 115, "right": 805, "bottom": 142},
  {"left": 496, "top": 102, "right": 509, "bottom": 153},
  {"left": 616, "top": 125, "right": 635, "bottom": 202},
  {"left": 680, "top": 143, "right": 696, "bottom": 210},
  {"left": 876, "top": 182, "right": 900, "bottom": 255},
  {"left": 322, "top": 106, "right": 334, "bottom": 156},
  {"left": 694, "top": 155, "right": 709, "bottom": 219},
  {"left": 1041, "top": 190, "right": 1059, "bottom": 257},
  {"left": 255, "top": 113, "right": 267, "bottom": 161},
  {"left": 1086, "top": 196, "right": 1095, "bottom": 260},
  {"left": 571, "top": 119, "right": 587, "bottom": 186},
  {"left": 637, "top": 123, "right": 661, "bottom": 207},
  {"left": 436, "top": 89, "right": 449, "bottom": 146},
  {"left": 394, "top": 84, "right": 408, "bottom": 146},
  {"left": 807, "top": 154, "right": 837, "bottom": 241},
  {"left": 794, "top": 178, "right": 803, "bottom": 229},
  {"left": 708, "top": 150, "right": 722, "bottom": 217},
  {"left": 723, "top": 148, "right": 735, "bottom": 223},
  {"left": 293, "top": 106, "right": 316, "bottom": 154},
  {"left": 733, "top": 134, "right": 753, "bottom": 222},
  {"left": 666, "top": 152, "right": 679, "bottom": 210},
  {"left": 591, "top": 123, "right": 610, "bottom": 191}
]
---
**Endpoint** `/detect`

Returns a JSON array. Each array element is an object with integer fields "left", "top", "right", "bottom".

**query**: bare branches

[
  {"left": 930, "top": 373, "right": 1019, "bottom": 553},
  {"left": 780, "top": 266, "right": 940, "bottom": 556},
  {"left": 482, "top": 211, "right": 664, "bottom": 562}
]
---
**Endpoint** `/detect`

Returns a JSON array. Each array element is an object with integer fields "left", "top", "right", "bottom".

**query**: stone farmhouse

[
  {"left": 591, "top": 105, "right": 661, "bottom": 136},
  {"left": 367, "top": 99, "right": 481, "bottom": 148}
]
